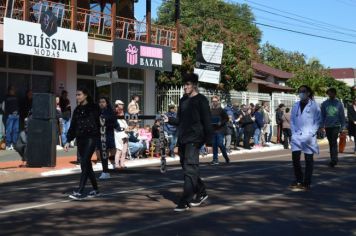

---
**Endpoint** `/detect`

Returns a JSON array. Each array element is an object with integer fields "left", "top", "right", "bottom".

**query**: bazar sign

[
  {"left": 113, "top": 39, "right": 172, "bottom": 72},
  {"left": 3, "top": 16, "right": 88, "bottom": 62}
]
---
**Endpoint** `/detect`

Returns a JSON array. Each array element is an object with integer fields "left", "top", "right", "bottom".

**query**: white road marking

[{"left": 0, "top": 151, "right": 353, "bottom": 215}]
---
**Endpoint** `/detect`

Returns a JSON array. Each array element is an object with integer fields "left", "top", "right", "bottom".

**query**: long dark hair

[
  {"left": 77, "top": 87, "right": 93, "bottom": 104},
  {"left": 298, "top": 85, "right": 314, "bottom": 100}
]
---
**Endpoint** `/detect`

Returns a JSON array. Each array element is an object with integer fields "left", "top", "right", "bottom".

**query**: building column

[
  {"left": 111, "top": 0, "right": 117, "bottom": 41},
  {"left": 23, "top": 0, "right": 30, "bottom": 21},
  {"left": 54, "top": 59, "right": 77, "bottom": 112},
  {"left": 144, "top": 69, "right": 156, "bottom": 124},
  {"left": 70, "top": 0, "right": 77, "bottom": 30}
]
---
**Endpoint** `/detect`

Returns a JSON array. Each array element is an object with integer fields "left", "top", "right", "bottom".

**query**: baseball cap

[{"left": 115, "top": 100, "right": 124, "bottom": 105}]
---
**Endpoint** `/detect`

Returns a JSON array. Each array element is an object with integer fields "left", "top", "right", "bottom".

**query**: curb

[{"left": 41, "top": 144, "right": 286, "bottom": 177}]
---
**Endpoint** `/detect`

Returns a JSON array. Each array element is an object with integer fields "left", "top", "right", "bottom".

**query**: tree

[
  {"left": 155, "top": 0, "right": 261, "bottom": 91},
  {"left": 260, "top": 43, "right": 352, "bottom": 101}
]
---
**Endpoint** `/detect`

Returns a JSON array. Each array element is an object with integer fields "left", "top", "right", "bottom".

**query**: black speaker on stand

[{"left": 27, "top": 93, "right": 57, "bottom": 167}]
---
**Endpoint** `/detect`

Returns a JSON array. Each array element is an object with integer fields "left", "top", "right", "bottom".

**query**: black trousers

[
  {"left": 292, "top": 151, "right": 314, "bottom": 186},
  {"left": 243, "top": 130, "right": 253, "bottom": 149},
  {"left": 179, "top": 143, "right": 206, "bottom": 205},
  {"left": 77, "top": 138, "right": 98, "bottom": 193},
  {"left": 326, "top": 127, "right": 340, "bottom": 164},
  {"left": 283, "top": 128, "right": 292, "bottom": 149}
]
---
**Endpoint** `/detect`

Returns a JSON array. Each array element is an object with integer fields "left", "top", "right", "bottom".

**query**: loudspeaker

[
  {"left": 27, "top": 119, "right": 57, "bottom": 167},
  {"left": 32, "top": 93, "right": 56, "bottom": 119}
]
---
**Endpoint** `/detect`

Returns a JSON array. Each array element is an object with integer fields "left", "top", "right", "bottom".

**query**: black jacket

[
  {"left": 241, "top": 114, "right": 255, "bottom": 134},
  {"left": 168, "top": 94, "right": 213, "bottom": 146},
  {"left": 66, "top": 103, "right": 100, "bottom": 142},
  {"left": 152, "top": 124, "right": 160, "bottom": 139}
]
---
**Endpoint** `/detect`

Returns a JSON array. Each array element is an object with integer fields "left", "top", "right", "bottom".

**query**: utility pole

[
  {"left": 175, "top": 0, "right": 180, "bottom": 52},
  {"left": 146, "top": 0, "right": 151, "bottom": 44}
]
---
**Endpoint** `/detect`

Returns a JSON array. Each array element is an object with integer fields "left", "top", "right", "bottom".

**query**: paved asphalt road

[{"left": 0, "top": 145, "right": 355, "bottom": 236}]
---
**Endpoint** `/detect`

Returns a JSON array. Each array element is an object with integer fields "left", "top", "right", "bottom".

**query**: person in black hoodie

[
  {"left": 164, "top": 73, "right": 213, "bottom": 212},
  {"left": 97, "top": 97, "right": 118, "bottom": 180},
  {"left": 240, "top": 107, "right": 255, "bottom": 149},
  {"left": 64, "top": 87, "right": 100, "bottom": 200}
]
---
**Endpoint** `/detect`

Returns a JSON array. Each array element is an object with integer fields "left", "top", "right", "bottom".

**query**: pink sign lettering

[
  {"left": 140, "top": 46, "right": 163, "bottom": 59},
  {"left": 126, "top": 44, "right": 139, "bottom": 65}
]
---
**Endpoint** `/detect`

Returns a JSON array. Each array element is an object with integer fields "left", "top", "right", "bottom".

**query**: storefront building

[{"left": 0, "top": 0, "right": 181, "bottom": 116}]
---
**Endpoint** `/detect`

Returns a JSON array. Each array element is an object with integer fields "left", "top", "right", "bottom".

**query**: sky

[{"left": 135, "top": 0, "right": 356, "bottom": 69}]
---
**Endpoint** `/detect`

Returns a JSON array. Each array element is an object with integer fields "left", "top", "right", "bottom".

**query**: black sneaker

[
  {"left": 302, "top": 184, "right": 311, "bottom": 191},
  {"left": 210, "top": 160, "right": 219, "bottom": 165},
  {"left": 328, "top": 161, "right": 337, "bottom": 168},
  {"left": 190, "top": 194, "right": 208, "bottom": 207},
  {"left": 87, "top": 190, "right": 101, "bottom": 198},
  {"left": 289, "top": 182, "right": 304, "bottom": 192},
  {"left": 69, "top": 191, "right": 86, "bottom": 200},
  {"left": 174, "top": 203, "right": 190, "bottom": 212},
  {"left": 225, "top": 158, "right": 230, "bottom": 164}
]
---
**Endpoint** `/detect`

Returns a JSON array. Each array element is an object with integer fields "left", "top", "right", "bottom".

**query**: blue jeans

[
  {"left": 237, "top": 127, "right": 244, "bottom": 146},
  {"left": 129, "top": 142, "right": 143, "bottom": 156},
  {"left": 253, "top": 128, "right": 261, "bottom": 145},
  {"left": 5, "top": 114, "right": 19, "bottom": 146},
  {"left": 212, "top": 133, "right": 229, "bottom": 162},
  {"left": 167, "top": 133, "right": 177, "bottom": 155},
  {"left": 61, "top": 119, "right": 71, "bottom": 145}
]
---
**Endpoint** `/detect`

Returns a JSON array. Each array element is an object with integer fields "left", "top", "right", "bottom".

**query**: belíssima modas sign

[{"left": 3, "top": 16, "right": 88, "bottom": 62}]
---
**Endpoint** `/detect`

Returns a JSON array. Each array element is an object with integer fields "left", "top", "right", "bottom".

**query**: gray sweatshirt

[{"left": 321, "top": 99, "right": 345, "bottom": 129}]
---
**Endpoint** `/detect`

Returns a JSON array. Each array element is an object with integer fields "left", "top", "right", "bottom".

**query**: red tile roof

[
  {"left": 329, "top": 68, "right": 355, "bottom": 79},
  {"left": 251, "top": 77, "right": 294, "bottom": 91},
  {"left": 252, "top": 62, "right": 294, "bottom": 80}
]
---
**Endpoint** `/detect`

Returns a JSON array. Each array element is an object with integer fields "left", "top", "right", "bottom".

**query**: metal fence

[{"left": 156, "top": 87, "right": 327, "bottom": 136}]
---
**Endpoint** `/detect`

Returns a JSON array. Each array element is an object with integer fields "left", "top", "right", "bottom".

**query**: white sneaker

[
  {"left": 6, "top": 146, "right": 13, "bottom": 151},
  {"left": 99, "top": 172, "right": 111, "bottom": 180}
]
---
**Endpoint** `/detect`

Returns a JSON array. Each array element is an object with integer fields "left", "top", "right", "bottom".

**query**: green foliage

[
  {"left": 155, "top": 0, "right": 261, "bottom": 91},
  {"left": 260, "top": 43, "right": 352, "bottom": 101}
]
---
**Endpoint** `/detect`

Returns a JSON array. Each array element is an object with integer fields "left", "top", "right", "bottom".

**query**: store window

[
  {"left": 32, "top": 75, "right": 53, "bottom": 93},
  {"left": 33, "top": 57, "right": 53, "bottom": 72},
  {"left": 77, "top": 60, "right": 94, "bottom": 76},
  {"left": 129, "top": 83, "right": 144, "bottom": 111},
  {"left": 8, "top": 53, "right": 31, "bottom": 70},
  {"left": 77, "top": 79, "right": 95, "bottom": 100},
  {"left": 0, "top": 72, "right": 7, "bottom": 102},
  {"left": 115, "top": 67, "right": 128, "bottom": 79},
  {"left": 94, "top": 60, "right": 111, "bottom": 77},
  {"left": 130, "top": 68, "right": 144, "bottom": 81},
  {"left": 96, "top": 84, "right": 111, "bottom": 101},
  {"left": 112, "top": 82, "right": 128, "bottom": 106},
  {"left": 8, "top": 73, "right": 30, "bottom": 99},
  {"left": 0, "top": 50, "right": 6, "bottom": 68}
]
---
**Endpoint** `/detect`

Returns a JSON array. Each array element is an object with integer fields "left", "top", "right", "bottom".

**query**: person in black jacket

[
  {"left": 164, "top": 73, "right": 213, "bottom": 212},
  {"left": 347, "top": 97, "right": 356, "bottom": 154},
  {"left": 276, "top": 104, "right": 285, "bottom": 144},
  {"left": 97, "top": 97, "right": 118, "bottom": 180},
  {"left": 241, "top": 107, "right": 255, "bottom": 149},
  {"left": 64, "top": 87, "right": 100, "bottom": 200}
]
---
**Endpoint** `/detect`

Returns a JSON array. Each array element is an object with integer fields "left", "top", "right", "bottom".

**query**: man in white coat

[{"left": 290, "top": 85, "right": 321, "bottom": 191}]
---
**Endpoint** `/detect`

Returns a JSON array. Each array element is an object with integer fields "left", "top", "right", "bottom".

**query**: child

[
  {"left": 151, "top": 119, "right": 161, "bottom": 157},
  {"left": 138, "top": 125, "right": 152, "bottom": 157}
]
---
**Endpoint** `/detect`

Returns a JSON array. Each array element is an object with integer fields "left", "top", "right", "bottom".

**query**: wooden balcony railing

[{"left": 0, "top": 0, "right": 177, "bottom": 51}]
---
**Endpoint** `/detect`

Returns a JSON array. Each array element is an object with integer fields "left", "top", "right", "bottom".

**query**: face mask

[{"left": 299, "top": 93, "right": 307, "bottom": 100}]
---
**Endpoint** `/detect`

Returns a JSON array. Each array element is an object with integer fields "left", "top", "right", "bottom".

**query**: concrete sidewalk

[{"left": 0, "top": 139, "right": 329, "bottom": 183}]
